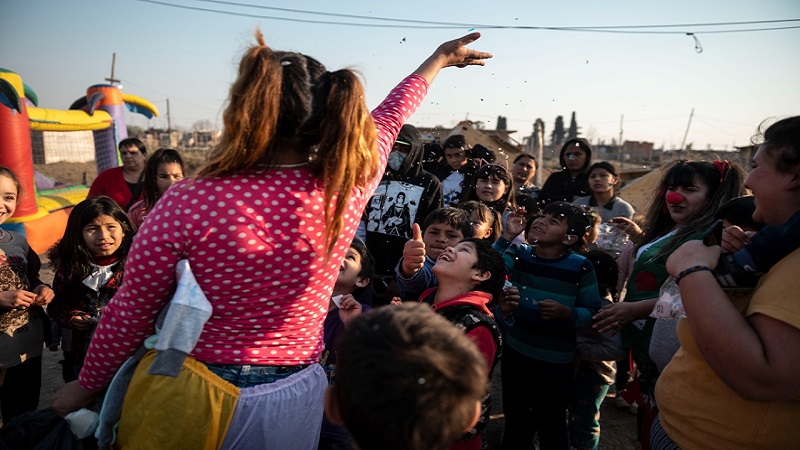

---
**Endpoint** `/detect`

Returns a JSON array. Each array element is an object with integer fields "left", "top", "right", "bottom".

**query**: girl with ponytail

[{"left": 53, "top": 29, "right": 491, "bottom": 448}]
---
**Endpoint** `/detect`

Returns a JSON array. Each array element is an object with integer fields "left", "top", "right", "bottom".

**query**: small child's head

[
  {"left": 334, "top": 236, "right": 375, "bottom": 296},
  {"left": 50, "top": 196, "right": 135, "bottom": 277},
  {"left": 443, "top": 135, "right": 469, "bottom": 170},
  {"left": 466, "top": 164, "right": 514, "bottom": 212},
  {"left": 584, "top": 250, "right": 620, "bottom": 301},
  {"left": 714, "top": 195, "right": 763, "bottom": 232},
  {"left": 327, "top": 303, "right": 487, "bottom": 450},
  {"left": 142, "top": 148, "right": 186, "bottom": 208},
  {"left": 457, "top": 200, "right": 501, "bottom": 242},
  {"left": 432, "top": 238, "right": 505, "bottom": 296},
  {"left": 525, "top": 201, "right": 591, "bottom": 251},
  {"left": 72, "top": 197, "right": 135, "bottom": 258},
  {"left": 421, "top": 208, "right": 473, "bottom": 261},
  {"left": 0, "top": 166, "right": 22, "bottom": 224},
  {"left": 587, "top": 161, "right": 621, "bottom": 195}
]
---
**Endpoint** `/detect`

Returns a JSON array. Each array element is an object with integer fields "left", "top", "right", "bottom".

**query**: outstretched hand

[
  {"left": 503, "top": 208, "right": 528, "bottom": 240},
  {"left": 434, "top": 32, "right": 492, "bottom": 68},
  {"left": 415, "top": 33, "right": 492, "bottom": 85}
]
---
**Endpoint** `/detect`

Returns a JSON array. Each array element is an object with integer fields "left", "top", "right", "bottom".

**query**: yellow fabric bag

[{"left": 114, "top": 350, "right": 240, "bottom": 450}]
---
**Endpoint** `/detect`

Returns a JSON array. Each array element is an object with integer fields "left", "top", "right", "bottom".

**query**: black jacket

[
  {"left": 364, "top": 125, "right": 444, "bottom": 276},
  {"left": 540, "top": 138, "right": 592, "bottom": 204}
]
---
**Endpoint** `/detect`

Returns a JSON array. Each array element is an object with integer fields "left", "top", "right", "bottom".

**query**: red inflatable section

[{"left": 0, "top": 72, "right": 38, "bottom": 217}]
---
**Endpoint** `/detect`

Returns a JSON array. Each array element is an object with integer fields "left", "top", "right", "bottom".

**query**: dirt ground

[{"left": 482, "top": 364, "right": 639, "bottom": 449}]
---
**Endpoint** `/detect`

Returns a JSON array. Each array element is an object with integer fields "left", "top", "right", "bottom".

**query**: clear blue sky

[{"left": 3, "top": 0, "right": 798, "bottom": 150}]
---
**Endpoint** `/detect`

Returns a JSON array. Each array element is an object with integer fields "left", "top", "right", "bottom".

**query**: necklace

[
  {"left": 272, "top": 161, "right": 309, "bottom": 169},
  {"left": 256, "top": 161, "right": 310, "bottom": 169}
]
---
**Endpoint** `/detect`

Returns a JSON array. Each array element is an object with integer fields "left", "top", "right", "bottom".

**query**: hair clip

[
  {"left": 713, "top": 160, "right": 729, "bottom": 182},
  {"left": 478, "top": 159, "right": 509, "bottom": 172}
]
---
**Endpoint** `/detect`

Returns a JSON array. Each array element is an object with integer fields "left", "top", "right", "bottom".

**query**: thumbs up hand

[{"left": 401, "top": 223, "right": 426, "bottom": 277}]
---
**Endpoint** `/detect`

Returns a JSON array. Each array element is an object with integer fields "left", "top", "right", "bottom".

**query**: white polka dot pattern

[{"left": 78, "top": 74, "right": 429, "bottom": 391}]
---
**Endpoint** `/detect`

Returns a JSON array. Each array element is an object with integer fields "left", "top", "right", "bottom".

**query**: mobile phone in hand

[{"left": 702, "top": 219, "right": 724, "bottom": 247}]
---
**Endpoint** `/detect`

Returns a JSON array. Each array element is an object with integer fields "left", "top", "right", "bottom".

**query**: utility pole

[
  {"left": 534, "top": 119, "right": 544, "bottom": 186},
  {"left": 166, "top": 98, "right": 172, "bottom": 133},
  {"left": 105, "top": 53, "right": 120, "bottom": 85},
  {"left": 681, "top": 108, "right": 695, "bottom": 151},
  {"left": 617, "top": 115, "right": 624, "bottom": 169}
]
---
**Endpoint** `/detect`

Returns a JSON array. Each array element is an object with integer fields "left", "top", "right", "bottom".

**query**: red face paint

[{"left": 665, "top": 191, "right": 684, "bottom": 205}]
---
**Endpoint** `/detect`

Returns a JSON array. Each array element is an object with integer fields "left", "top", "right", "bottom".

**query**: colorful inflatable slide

[{"left": 0, "top": 68, "right": 158, "bottom": 253}]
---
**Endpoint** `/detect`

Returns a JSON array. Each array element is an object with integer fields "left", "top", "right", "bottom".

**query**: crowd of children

[{"left": 1, "top": 32, "right": 797, "bottom": 449}]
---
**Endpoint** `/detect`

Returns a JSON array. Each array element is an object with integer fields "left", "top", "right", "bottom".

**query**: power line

[
  {"left": 133, "top": 0, "right": 800, "bottom": 34},
  {"left": 134, "top": 0, "right": 463, "bottom": 29},
  {"left": 190, "top": 0, "right": 800, "bottom": 30}
]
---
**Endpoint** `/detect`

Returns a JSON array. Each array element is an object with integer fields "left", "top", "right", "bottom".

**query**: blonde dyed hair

[{"left": 198, "top": 29, "right": 378, "bottom": 257}]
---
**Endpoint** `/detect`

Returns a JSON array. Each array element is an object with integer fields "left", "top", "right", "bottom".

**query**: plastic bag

[
  {"left": 33, "top": 420, "right": 84, "bottom": 450},
  {"left": 652, "top": 276, "right": 684, "bottom": 319},
  {"left": 0, "top": 408, "right": 62, "bottom": 450},
  {"left": 595, "top": 223, "right": 630, "bottom": 257}
]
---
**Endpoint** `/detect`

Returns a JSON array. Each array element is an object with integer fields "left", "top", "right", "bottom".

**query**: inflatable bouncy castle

[{"left": 0, "top": 68, "right": 158, "bottom": 253}]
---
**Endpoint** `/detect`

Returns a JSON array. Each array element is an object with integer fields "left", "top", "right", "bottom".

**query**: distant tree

[
  {"left": 192, "top": 119, "right": 213, "bottom": 131},
  {"left": 496, "top": 116, "right": 507, "bottom": 130},
  {"left": 127, "top": 125, "right": 144, "bottom": 138},
  {"left": 532, "top": 118, "right": 545, "bottom": 150},
  {"left": 551, "top": 116, "right": 565, "bottom": 146},
  {"left": 567, "top": 111, "right": 581, "bottom": 140}
]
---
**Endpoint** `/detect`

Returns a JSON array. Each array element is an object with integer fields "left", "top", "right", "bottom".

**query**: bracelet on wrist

[{"left": 675, "top": 265, "right": 712, "bottom": 285}]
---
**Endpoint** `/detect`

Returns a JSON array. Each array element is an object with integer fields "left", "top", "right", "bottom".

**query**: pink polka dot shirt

[{"left": 78, "top": 74, "right": 429, "bottom": 391}]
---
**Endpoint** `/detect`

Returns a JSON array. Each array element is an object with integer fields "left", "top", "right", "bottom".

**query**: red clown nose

[{"left": 665, "top": 191, "right": 684, "bottom": 205}]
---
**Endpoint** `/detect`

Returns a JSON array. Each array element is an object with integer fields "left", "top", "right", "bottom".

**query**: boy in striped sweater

[{"left": 493, "top": 201, "right": 603, "bottom": 450}]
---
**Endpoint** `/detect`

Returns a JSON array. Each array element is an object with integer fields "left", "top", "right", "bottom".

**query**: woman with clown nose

[{"left": 591, "top": 159, "right": 746, "bottom": 447}]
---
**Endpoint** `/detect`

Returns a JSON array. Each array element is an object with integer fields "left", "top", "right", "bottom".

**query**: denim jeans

[{"left": 203, "top": 362, "right": 309, "bottom": 388}]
